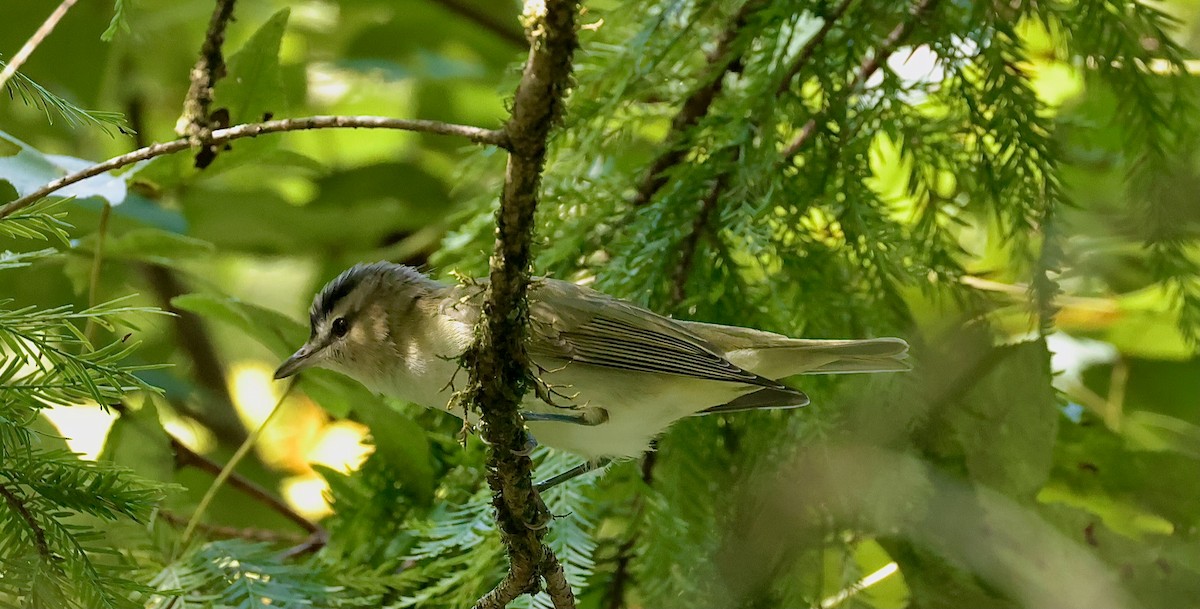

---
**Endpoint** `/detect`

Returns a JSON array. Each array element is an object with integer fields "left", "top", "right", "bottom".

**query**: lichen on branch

[{"left": 461, "top": 0, "right": 580, "bottom": 608}]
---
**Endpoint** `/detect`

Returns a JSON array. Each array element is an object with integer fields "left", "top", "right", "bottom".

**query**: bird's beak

[{"left": 274, "top": 346, "right": 315, "bottom": 379}]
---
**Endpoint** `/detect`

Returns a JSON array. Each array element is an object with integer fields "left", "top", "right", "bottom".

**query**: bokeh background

[{"left": 3, "top": 0, "right": 1200, "bottom": 607}]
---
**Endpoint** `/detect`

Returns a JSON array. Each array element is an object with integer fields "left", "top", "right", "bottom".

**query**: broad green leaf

[
  {"left": 0, "top": 147, "right": 128, "bottom": 205},
  {"left": 89, "top": 228, "right": 214, "bottom": 263},
  {"left": 170, "top": 292, "right": 302, "bottom": 358},
  {"left": 180, "top": 185, "right": 457, "bottom": 255},
  {"left": 221, "top": 9, "right": 290, "bottom": 124},
  {"left": 99, "top": 397, "right": 174, "bottom": 483},
  {"left": 170, "top": 292, "right": 362, "bottom": 418},
  {"left": 950, "top": 340, "right": 1059, "bottom": 498},
  {"left": 352, "top": 399, "right": 435, "bottom": 504}
]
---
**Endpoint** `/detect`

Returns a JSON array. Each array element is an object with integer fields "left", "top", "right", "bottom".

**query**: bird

[{"left": 274, "top": 262, "right": 909, "bottom": 484}]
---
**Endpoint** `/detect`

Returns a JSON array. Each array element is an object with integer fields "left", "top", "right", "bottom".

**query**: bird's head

[{"left": 274, "top": 262, "right": 437, "bottom": 382}]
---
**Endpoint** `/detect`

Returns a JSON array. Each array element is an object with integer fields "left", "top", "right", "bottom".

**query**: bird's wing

[{"left": 524, "top": 279, "right": 794, "bottom": 392}]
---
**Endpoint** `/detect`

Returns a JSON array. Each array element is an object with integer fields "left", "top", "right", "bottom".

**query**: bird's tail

[
  {"left": 676, "top": 320, "right": 910, "bottom": 379},
  {"left": 756, "top": 337, "right": 911, "bottom": 375}
]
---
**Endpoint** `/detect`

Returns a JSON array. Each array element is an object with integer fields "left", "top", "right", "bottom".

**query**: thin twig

[
  {"left": 107, "top": 400, "right": 318, "bottom": 536},
  {"left": 466, "top": 0, "right": 579, "bottom": 607},
  {"left": 428, "top": 0, "right": 524, "bottom": 47},
  {"left": 0, "top": 115, "right": 509, "bottom": 221},
  {"left": 182, "top": 382, "right": 296, "bottom": 544},
  {"left": 0, "top": 0, "right": 78, "bottom": 92},
  {"left": 631, "top": 0, "right": 762, "bottom": 207},
  {"left": 775, "top": 0, "right": 857, "bottom": 95},
  {"left": 0, "top": 484, "right": 51, "bottom": 560},
  {"left": 169, "top": 431, "right": 320, "bottom": 535},
  {"left": 175, "top": 0, "right": 236, "bottom": 144},
  {"left": 670, "top": 170, "right": 730, "bottom": 307},
  {"left": 83, "top": 202, "right": 112, "bottom": 344},
  {"left": 158, "top": 510, "right": 308, "bottom": 544},
  {"left": 783, "top": 0, "right": 939, "bottom": 158}
]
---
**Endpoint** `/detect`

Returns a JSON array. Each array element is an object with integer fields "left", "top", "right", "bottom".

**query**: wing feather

[{"left": 526, "top": 279, "right": 797, "bottom": 394}]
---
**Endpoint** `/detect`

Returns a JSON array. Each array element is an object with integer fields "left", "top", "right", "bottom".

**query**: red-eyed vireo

[{"left": 275, "top": 263, "right": 908, "bottom": 486}]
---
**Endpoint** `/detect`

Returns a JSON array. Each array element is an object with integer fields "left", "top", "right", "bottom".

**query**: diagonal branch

[
  {"left": 463, "top": 0, "right": 579, "bottom": 607},
  {"left": 0, "top": 0, "right": 78, "bottom": 92},
  {"left": 0, "top": 484, "right": 51, "bottom": 560},
  {"left": 606, "top": 5, "right": 860, "bottom": 604},
  {"left": 0, "top": 115, "right": 509, "bottom": 221},
  {"left": 108, "top": 401, "right": 320, "bottom": 537},
  {"left": 782, "top": 0, "right": 939, "bottom": 158},
  {"left": 631, "top": 0, "right": 762, "bottom": 207},
  {"left": 670, "top": 170, "right": 730, "bottom": 307}
]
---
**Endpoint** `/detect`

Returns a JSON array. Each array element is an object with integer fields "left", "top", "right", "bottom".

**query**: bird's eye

[{"left": 331, "top": 317, "right": 349, "bottom": 338}]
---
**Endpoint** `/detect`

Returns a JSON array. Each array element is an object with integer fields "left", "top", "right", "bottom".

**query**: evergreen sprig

[{"left": 0, "top": 61, "right": 129, "bottom": 136}]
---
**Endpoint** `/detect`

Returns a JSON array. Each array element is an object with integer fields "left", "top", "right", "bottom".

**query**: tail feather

[{"left": 676, "top": 321, "right": 909, "bottom": 379}]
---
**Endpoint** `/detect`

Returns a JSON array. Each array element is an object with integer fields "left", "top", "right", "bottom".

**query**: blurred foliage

[{"left": 2, "top": 0, "right": 1200, "bottom": 607}]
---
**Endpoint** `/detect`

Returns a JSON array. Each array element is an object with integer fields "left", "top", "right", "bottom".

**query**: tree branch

[
  {"left": 782, "top": 0, "right": 939, "bottom": 158},
  {"left": 169, "top": 433, "right": 321, "bottom": 536},
  {"left": 0, "top": 115, "right": 509, "bottom": 221},
  {"left": 464, "top": 0, "right": 579, "bottom": 607},
  {"left": 0, "top": 0, "right": 78, "bottom": 92},
  {"left": 158, "top": 509, "right": 308, "bottom": 545},
  {"left": 427, "top": 0, "right": 524, "bottom": 47},
  {"left": 175, "top": 0, "right": 236, "bottom": 147},
  {"left": 670, "top": 169, "right": 730, "bottom": 307},
  {"left": 631, "top": 0, "right": 762, "bottom": 207},
  {"left": 775, "top": 0, "right": 857, "bottom": 95},
  {"left": 0, "top": 484, "right": 51, "bottom": 561},
  {"left": 108, "top": 401, "right": 319, "bottom": 537}
]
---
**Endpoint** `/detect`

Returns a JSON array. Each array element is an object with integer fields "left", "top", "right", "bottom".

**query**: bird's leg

[
  {"left": 535, "top": 458, "right": 613, "bottom": 491},
  {"left": 520, "top": 409, "right": 608, "bottom": 426}
]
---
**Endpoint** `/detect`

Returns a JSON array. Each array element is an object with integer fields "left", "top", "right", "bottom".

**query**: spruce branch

[
  {"left": 783, "top": 0, "right": 939, "bottom": 158},
  {"left": 464, "top": 0, "right": 579, "bottom": 607},
  {"left": 0, "top": 483, "right": 51, "bottom": 561},
  {"left": 776, "top": 0, "right": 857, "bottom": 95},
  {"left": 0, "top": 0, "right": 77, "bottom": 92},
  {"left": 670, "top": 170, "right": 729, "bottom": 307},
  {"left": 631, "top": 0, "right": 762, "bottom": 207},
  {"left": 0, "top": 115, "right": 509, "bottom": 221}
]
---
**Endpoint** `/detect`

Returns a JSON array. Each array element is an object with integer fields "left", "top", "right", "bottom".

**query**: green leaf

[
  {"left": 180, "top": 185, "right": 455, "bottom": 255},
  {"left": 102, "top": 0, "right": 131, "bottom": 42},
  {"left": 92, "top": 228, "right": 214, "bottom": 263},
  {"left": 170, "top": 292, "right": 302, "bottom": 357},
  {"left": 99, "top": 397, "right": 174, "bottom": 483},
  {"left": 350, "top": 400, "right": 434, "bottom": 504},
  {"left": 221, "top": 9, "right": 290, "bottom": 124},
  {"left": 0, "top": 146, "right": 128, "bottom": 205},
  {"left": 951, "top": 340, "right": 1059, "bottom": 498},
  {"left": 169, "top": 292, "right": 362, "bottom": 417}
]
